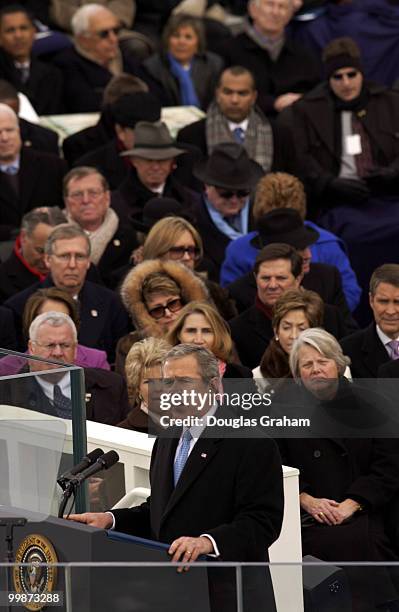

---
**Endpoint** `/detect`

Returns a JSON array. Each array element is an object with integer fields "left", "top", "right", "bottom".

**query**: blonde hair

[
  {"left": 253, "top": 173, "right": 306, "bottom": 221},
  {"left": 166, "top": 301, "right": 233, "bottom": 361},
  {"left": 143, "top": 217, "right": 203, "bottom": 261},
  {"left": 125, "top": 337, "right": 170, "bottom": 403}
]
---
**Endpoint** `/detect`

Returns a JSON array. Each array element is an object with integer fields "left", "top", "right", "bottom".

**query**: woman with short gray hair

[{"left": 277, "top": 328, "right": 399, "bottom": 610}]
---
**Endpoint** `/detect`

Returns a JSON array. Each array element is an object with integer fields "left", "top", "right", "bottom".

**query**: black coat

[
  {"left": 177, "top": 115, "right": 299, "bottom": 176},
  {"left": 291, "top": 82, "right": 399, "bottom": 198},
  {"left": 4, "top": 368, "right": 130, "bottom": 426},
  {"left": 112, "top": 433, "right": 283, "bottom": 611},
  {"left": 219, "top": 34, "right": 321, "bottom": 116},
  {"left": 227, "top": 262, "right": 358, "bottom": 328},
  {"left": 340, "top": 323, "right": 391, "bottom": 379},
  {"left": 0, "top": 305, "right": 17, "bottom": 351},
  {"left": 140, "top": 52, "right": 223, "bottom": 111},
  {"left": 0, "top": 148, "right": 67, "bottom": 240},
  {"left": 111, "top": 167, "right": 196, "bottom": 228},
  {"left": 75, "top": 139, "right": 128, "bottom": 189},
  {"left": 95, "top": 223, "right": 138, "bottom": 290},
  {"left": 53, "top": 47, "right": 139, "bottom": 112},
  {"left": 62, "top": 112, "right": 115, "bottom": 166},
  {"left": 0, "top": 49, "right": 63, "bottom": 115},
  {"left": 277, "top": 380, "right": 399, "bottom": 608},
  {"left": 4, "top": 279, "right": 130, "bottom": 363},
  {"left": 230, "top": 301, "right": 353, "bottom": 370},
  {"left": 0, "top": 250, "right": 42, "bottom": 303},
  {"left": 19, "top": 119, "right": 59, "bottom": 155}
]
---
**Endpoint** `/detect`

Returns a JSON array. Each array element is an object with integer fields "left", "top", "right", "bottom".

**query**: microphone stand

[
  {"left": 0, "top": 517, "right": 27, "bottom": 612},
  {"left": 58, "top": 481, "right": 78, "bottom": 519}
]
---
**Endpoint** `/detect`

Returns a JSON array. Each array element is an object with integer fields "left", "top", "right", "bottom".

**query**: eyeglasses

[
  {"left": 51, "top": 253, "right": 89, "bottom": 263},
  {"left": 148, "top": 298, "right": 183, "bottom": 320},
  {"left": 67, "top": 189, "right": 105, "bottom": 202},
  {"left": 32, "top": 341, "right": 75, "bottom": 352},
  {"left": 215, "top": 188, "right": 250, "bottom": 199},
  {"left": 92, "top": 26, "right": 121, "bottom": 39},
  {"left": 331, "top": 70, "right": 359, "bottom": 81},
  {"left": 167, "top": 246, "right": 201, "bottom": 261}
]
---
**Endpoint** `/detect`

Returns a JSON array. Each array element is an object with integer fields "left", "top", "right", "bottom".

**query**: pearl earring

[{"left": 275, "top": 336, "right": 279, "bottom": 342}]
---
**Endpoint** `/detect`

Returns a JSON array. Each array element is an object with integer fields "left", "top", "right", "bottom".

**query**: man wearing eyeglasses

[
  {"left": 4, "top": 224, "right": 130, "bottom": 363},
  {"left": 292, "top": 36, "right": 399, "bottom": 209},
  {"left": 6, "top": 311, "right": 130, "bottom": 425},
  {"left": 53, "top": 4, "right": 139, "bottom": 112},
  {"left": 191, "top": 142, "right": 264, "bottom": 280},
  {"left": 63, "top": 166, "right": 138, "bottom": 289}
]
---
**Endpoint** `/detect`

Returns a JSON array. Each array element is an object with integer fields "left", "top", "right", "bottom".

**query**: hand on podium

[
  {"left": 67, "top": 512, "right": 113, "bottom": 529},
  {"left": 169, "top": 536, "right": 214, "bottom": 572}
]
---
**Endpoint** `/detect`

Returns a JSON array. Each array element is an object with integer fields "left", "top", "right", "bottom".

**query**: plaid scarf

[{"left": 206, "top": 101, "right": 274, "bottom": 171}]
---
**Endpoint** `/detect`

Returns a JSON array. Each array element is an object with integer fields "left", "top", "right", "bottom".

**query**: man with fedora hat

[
  {"left": 229, "top": 242, "right": 357, "bottom": 369},
  {"left": 191, "top": 141, "right": 264, "bottom": 279},
  {"left": 74, "top": 92, "right": 162, "bottom": 189},
  {"left": 111, "top": 120, "right": 195, "bottom": 228},
  {"left": 226, "top": 208, "right": 358, "bottom": 329}
]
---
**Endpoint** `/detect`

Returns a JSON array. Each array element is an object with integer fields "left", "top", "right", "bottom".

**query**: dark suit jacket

[
  {"left": 0, "top": 148, "right": 67, "bottom": 240},
  {"left": 5, "top": 367, "right": 130, "bottom": 426},
  {"left": 53, "top": 47, "right": 138, "bottom": 112},
  {"left": 230, "top": 302, "right": 352, "bottom": 370},
  {"left": 219, "top": 34, "right": 321, "bottom": 116},
  {"left": 177, "top": 115, "right": 299, "bottom": 176},
  {"left": 19, "top": 119, "right": 59, "bottom": 155},
  {"left": 112, "top": 433, "right": 283, "bottom": 610},
  {"left": 96, "top": 223, "right": 138, "bottom": 290},
  {"left": 340, "top": 323, "right": 391, "bottom": 378},
  {"left": 0, "top": 250, "right": 42, "bottom": 303},
  {"left": 4, "top": 279, "right": 130, "bottom": 363},
  {"left": 378, "top": 359, "right": 399, "bottom": 378},
  {"left": 0, "top": 49, "right": 63, "bottom": 115}
]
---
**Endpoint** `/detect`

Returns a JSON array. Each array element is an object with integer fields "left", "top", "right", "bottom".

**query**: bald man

[
  {"left": 0, "top": 104, "right": 67, "bottom": 240},
  {"left": 53, "top": 4, "right": 139, "bottom": 112}
]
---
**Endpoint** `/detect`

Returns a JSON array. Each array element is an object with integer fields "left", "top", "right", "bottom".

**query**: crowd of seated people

[{"left": 0, "top": 1, "right": 399, "bottom": 608}]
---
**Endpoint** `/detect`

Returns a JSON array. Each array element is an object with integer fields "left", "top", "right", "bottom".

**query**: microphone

[
  {"left": 57, "top": 448, "right": 104, "bottom": 487},
  {"left": 72, "top": 450, "right": 119, "bottom": 485}
]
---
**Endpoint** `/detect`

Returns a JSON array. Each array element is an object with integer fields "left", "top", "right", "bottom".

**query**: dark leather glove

[{"left": 327, "top": 177, "right": 370, "bottom": 205}]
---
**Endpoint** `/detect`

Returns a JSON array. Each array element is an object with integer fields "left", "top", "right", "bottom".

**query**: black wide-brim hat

[
  {"left": 193, "top": 142, "right": 264, "bottom": 190},
  {"left": 130, "top": 197, "right": 196, "bottom": 233},
  {"left": 250, "top": 208, "right": 320, "bottom": 249}
]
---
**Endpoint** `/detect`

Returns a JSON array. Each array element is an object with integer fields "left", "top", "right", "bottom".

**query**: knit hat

[{"left": 322, "top": 37, "right": 363, "bottom": 79}]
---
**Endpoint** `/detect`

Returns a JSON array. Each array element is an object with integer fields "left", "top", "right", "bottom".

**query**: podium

[{"left": 0, "top": 508, "right": 211, "bottom": 612}]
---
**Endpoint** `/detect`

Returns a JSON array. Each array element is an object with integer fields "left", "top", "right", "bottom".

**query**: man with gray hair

[
  {"left": 0, "top": 207, "right": 66, "bottom": 303},
  {"left": 6, "top": 310, "right": 130, "bottom": 424},
  {"left": 219, "top": 0, "right": 321, "bottom": 115},
  {"left": 0, "top": 103, "right": 67, "bottom": 240},
  {"left": 69, "top": 344, "right": 284, "bottom": 611},
  {"left": 4, "top": 224, "right": 130, "bottom": 362},
  {"left": 53, "top": 3, "right": 139, "bottom": 112}
]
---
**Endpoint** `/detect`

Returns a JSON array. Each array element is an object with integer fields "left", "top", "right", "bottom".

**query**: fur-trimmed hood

[{"left": 120, "top": 260, "right": 209, "bottom": 336}]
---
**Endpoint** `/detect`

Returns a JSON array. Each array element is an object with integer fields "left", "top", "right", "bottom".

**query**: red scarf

[
  {"left": 255, "top": 294, "right": 274, "bottom": 320},
  {"left": 14, "top": 235, "right": 47, "bottom": 282}
]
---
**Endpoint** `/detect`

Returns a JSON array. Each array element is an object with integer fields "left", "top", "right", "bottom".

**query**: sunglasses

[
  {"left": 93, "top": 26, "right": 121, "bottom": 39},
  {"left": 167, "top": 246, "right": 201, "bottom": 260},
  {"left": 216, "top": 188, "right": 250, "bottom": 199},
  {"left": 148, "top": 298, "right": 183, "bottom": 320},
  {"left": 331, "top": 70, "right": 359, "bottom": 81}
]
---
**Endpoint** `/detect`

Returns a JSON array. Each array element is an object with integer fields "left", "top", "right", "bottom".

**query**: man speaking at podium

[{"left": 68, "top": 344, "right": 284, "bottom": 611}]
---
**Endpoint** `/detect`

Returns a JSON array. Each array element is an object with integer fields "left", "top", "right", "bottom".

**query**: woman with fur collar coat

[{"left": 115, "top": 259, "right": 209, "bottom": 377}]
